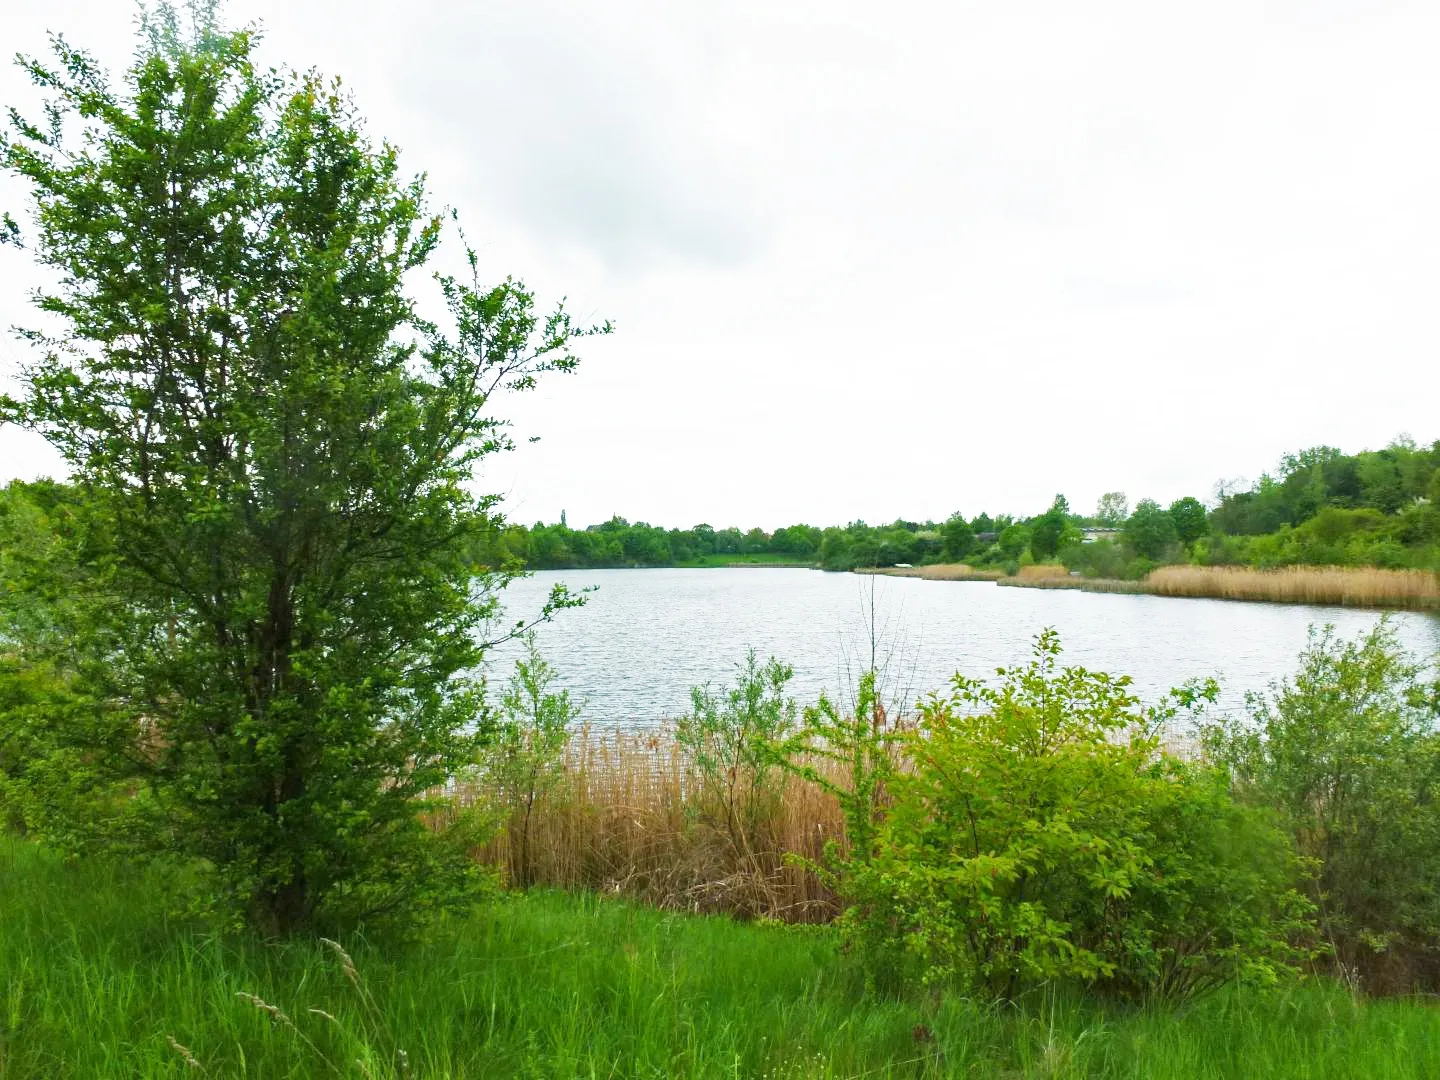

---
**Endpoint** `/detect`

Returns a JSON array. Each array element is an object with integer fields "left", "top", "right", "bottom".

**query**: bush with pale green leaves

[{"left": 835, "top": 630, "right": 1313, "bottom": 1001}]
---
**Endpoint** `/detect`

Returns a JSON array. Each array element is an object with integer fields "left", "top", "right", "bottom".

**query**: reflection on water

[{"left": 484, "top": 569, "right": 1440, "bottom": 727}]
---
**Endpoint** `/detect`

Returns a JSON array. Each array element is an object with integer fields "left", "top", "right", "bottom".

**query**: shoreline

[
  {"left": 523, "top": 562, "right": 1440, "bottom": 612},
  {"left": 860, "top": 563, "right": 1440, "bottom": 612},
  {"left": 855, "top": 564, "right": 1004, "bottom": 582}
]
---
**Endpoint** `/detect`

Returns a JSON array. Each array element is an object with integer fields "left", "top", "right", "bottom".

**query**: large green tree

[
  {"left": 1028, "top": 494, "right": 1070, "bottom": 561},
  {"left": 1168, "top": 496, "right": 1209, "bottom": 547},
  {"left": 940, "top": 512, "right": 976, "bottom": 561},
  {"left": 1124, "top": 499, "right": 1178, "bottom": 561},
  {"left": 0, "top": 10, "right": 604, "bottom": 932}
]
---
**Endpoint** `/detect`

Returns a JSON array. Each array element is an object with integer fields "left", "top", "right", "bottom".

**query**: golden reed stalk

[
  {"left": 859, "top": 564, "right": 1004, "bottom": 581},
  {"left": 1145, "top": 565, "right": 1440, "bottom": 609},
  {"left": 444, "top": 727, "right": 847, "bottom": 922},
  {"left": 1014, "top": 564, "right": 1073, "bottom": 581}
]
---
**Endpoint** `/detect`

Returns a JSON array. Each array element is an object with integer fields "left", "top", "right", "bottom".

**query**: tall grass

[
  {"left": 4, "top": 838, "right": 1439, "bottom": 1079},
  {"left": 1146, "top": 565, "right": 1440, "bottom": 609}
]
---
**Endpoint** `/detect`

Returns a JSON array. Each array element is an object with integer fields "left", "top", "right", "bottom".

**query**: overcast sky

[{"left": 3, "top": 1, "right": 1438, "bottom": 530}]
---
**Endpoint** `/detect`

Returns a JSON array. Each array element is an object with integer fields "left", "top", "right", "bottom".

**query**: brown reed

[
  {"left": 861, "top": 564, "right": 1004, "bottom": 581},
  {"left": 451, "top": 727, "right": 848, "bottom": 922},
  {"left": 1145, "top": 565, "right": 1440, "bottom": 610},
  {"left": 997, "top": 576, "right": 1147, "bottom": 594},
  {"left": 1014, "top": 563, "right": 1073, "bottom": 581}
]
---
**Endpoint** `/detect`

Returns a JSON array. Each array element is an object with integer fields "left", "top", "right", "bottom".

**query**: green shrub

[
  {"left": 1204, "top": 620, "right": 1440, "bottom": 993},
  {"left": 847, "top": 631, "right": 1312, "bottom": 1001},
  {"left": 678, "top": 650, "right": 799, "bottom": 865},
  {"left": 481, "top": 635, "right": 579, "bottom": 887},
  {"left": 1124, "top": 555, "right": 1158, "bottom": 580},
  {"left": 1060, "top": 538, "right": 1128, "bottom": 579}
]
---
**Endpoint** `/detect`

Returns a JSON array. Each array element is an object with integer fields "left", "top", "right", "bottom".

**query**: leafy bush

[
  {"left": 1204, "top": 620, "right": 1440, "bottom": 993},
  {"left": 773, "top": 669, "right": 897, "bottom": 869},
  {"left": 1060, "top": 539, "right": 1130, "bottom": 580},
  {"left": 762, "top": 666, "right": 907, "bottom": 969},
  {"left": 481, "top": 635, "right": 579, "bottom": 887},
  {"left": 678, "top": 650, "right": 799, "bottom": 868},
  {"left": 845, "top": 631, "right": 1312, "bottom": 1001}
]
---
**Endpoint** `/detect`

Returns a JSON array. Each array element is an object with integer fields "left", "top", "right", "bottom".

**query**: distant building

[{"left": 1080, "top": 527, "right": 1121, "bottom": 544}]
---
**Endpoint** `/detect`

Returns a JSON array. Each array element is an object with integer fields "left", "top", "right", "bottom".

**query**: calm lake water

[{"left": 485, "top": 569, "right": 1440, "bottom": 727}]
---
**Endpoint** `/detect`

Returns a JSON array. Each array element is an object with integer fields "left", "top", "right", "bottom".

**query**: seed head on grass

[
  {"left": 320, "top": 937, "right": 360, "bottom": 988},
  {"left": 166, "top": 1035, "right": 203, "bottom": 1070},
  {"left": 236, "top": 991, "right": 338, "bottom": 1071},
  {"left": 236, "top": 991, "right": 296, "bottom": 1031},
  {"left": 321, "top": 935, "right": 387, "bottom": 1037}
]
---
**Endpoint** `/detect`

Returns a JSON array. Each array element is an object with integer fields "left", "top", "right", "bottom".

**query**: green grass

[{"left": 2, "top": 839, "right": 1438, "bottom": 1078}]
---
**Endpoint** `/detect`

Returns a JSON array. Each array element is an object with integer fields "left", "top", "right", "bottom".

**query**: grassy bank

[{"left": 4, "top": 839, "right": 1439, "bottom": 1079}]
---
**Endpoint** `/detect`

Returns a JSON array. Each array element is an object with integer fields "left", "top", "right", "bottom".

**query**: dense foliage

[
  {"left": 477, "top": 635, "right": 581, "bottom": 888},
  {"left": 0, "top": 12, "right": 601, "bottom": 933},
  {"left": 827, "top": 632, "right": 1312, "bottom": 1002},
  {"left": 1204, "top": 621, "right": 1440, "bottom": 993},
  {"left": 477, "top": 515, "right": 1004, "bottom": 572},
  {"left": 674, "top": 651, "right": 800, "bottom": 914}
]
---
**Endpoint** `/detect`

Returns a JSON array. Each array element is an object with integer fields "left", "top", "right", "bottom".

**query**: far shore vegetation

[
  {"left": 408, "top": 435, "right": 1440, "bottom": 608},
  {"left": 4, "top": 7, "right": 1440, "bottom": 1078}
]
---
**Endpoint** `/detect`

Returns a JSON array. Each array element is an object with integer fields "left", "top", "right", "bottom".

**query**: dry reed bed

[
  {"left": 1014, "top": 563, "right": 1073, "bottom": 581},
  {"left": 443, "top": 722, "right": 1211, "bottom": 921},
  {"left": 860, "top": 564, "right": 1004, "bottom": 581},
  {"left": 998, "top": 576, "right": 1148, "bottom": 594},
  {"left": 994, "top": 565, "right": 1440, "bottom": 608},
  {"left": 447, "top": 727, "right": 848, "bottom": 922},
  {"left": 1146, "top": 565, "right": 1440, "bottom": 609}
]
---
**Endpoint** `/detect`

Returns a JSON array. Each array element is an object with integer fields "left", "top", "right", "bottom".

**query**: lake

[{"left": 485, "top": 568, "right": 1440, "bottom": 727}]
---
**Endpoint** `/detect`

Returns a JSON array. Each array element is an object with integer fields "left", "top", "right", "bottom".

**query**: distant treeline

[
  {"left": 476, "top": 515, "right": 1010, "bottom": 572},
  {"left": 477, "top": 436, "right": 1440, "bottom": 578}
]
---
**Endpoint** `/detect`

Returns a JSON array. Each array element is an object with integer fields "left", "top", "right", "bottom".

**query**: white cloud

[{"left": 3, "top": 0, "right": 1438, "bottom": 528}]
